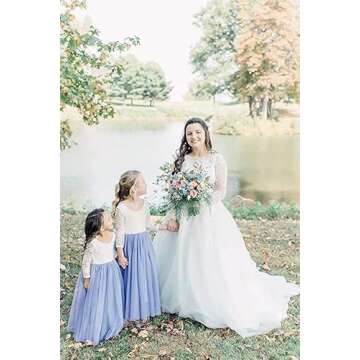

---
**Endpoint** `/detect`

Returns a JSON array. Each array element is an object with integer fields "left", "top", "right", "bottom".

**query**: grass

[
  {"left": 62, "top": 100, "right": 299, "bottom": 137},
  {"left": 61, "top": 200, "right": 300, "bottom": 221},
  {"left": 226, "top": 201, "right": 300, "bottom": 220},
  {"left": 211, "top": 102, "right": 299, "bottom": 137},
  {"left": 60, "top": 207, "right": 300, "bottom": 359},
  {"left": 149, "top": 201, "right": 300, "bottom": 221}
]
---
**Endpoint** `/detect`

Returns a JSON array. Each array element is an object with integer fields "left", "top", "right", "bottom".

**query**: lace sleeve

[
  {"left": 82, "top": 241, "right": 95, "bottom": 279},
  {"left": 145, "top": 200, "right": 160, "bottom": 232},
  {"left": 212, "top": 153, "right": 228, "bottom": 204},
  {"left": 114, "top": 206, "right": 126, "bottom": 248},
  {"left": 166, "top": 209, "right": 177, "bottom": 221}
]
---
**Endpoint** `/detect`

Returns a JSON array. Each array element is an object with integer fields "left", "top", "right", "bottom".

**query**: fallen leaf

[
  {"left": 128, "top": 344, "right": 141, "bottom": 358},
  {"left": 284, "top": 330, "right": 298, "bottom": 337},
  {"left": 176, "top": 319, "right": 184, "bottom": 331},
  {"left": 98, "top": 348, "right": 106, "bottom": 352},
  {"left": 131, "top": 328, "right": 138, "bottom": 335},
  {"left": 138, "top": 330, "right": 149, "bottom": 338},
  {"left": 219, "top": 328, "right": 231, "bottom": 338},
  {"left": 166, "top": 321, "right": 174, "bottom": 334},
  {"left": 60, "top": 319, "right": 65, "bottom": 327},
  {"left": 60, "top": 264, "right": 66, "bottom": 271},
  {"left": 159, "top": 349, "right": 167, "bottom": 357},
  {"left": 172, "top": 328, "right": 183, "bottom": 336},
  {"left": 273, "top": 329, "right": 285, "bottom": 338},
  {"left": 68, "top": 342, "right": 83, "bottom": 349},
  {"left": 199, "top": 352, "right": 210, "bottom": 360}
]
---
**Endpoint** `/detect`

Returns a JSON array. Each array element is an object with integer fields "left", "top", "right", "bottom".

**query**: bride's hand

[{"left": 167, "top": 219, "right": 179, "bottom": 232}]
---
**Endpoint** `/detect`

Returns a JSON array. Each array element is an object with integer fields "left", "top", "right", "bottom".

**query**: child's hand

[
  {"left": 83, "top": 278, "right": 90, "bottom": 289},
  {"left": 118, "top": 256, "right": 128, "bottom": 269},
  {"left": 167, "top": 220, "right": 179, "bottom": 232}
]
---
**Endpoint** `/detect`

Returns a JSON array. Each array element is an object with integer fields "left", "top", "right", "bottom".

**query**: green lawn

[{"left": 60, "top": 211, "right": 300, "bottom": 359}]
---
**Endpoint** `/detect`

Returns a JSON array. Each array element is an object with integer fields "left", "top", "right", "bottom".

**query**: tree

[
  {"left": 190, "top": 0, "right": 240, "bottom": 100},
  {"left": 110, "top": 55, "right": 141, "bottom": 104},
  {"left": 60, "top": 0, "right": 139, "bottom": 150},
  {"left": 234, "top": 0, "right": 299, "bottom": 119},
  {"left": 189, "top": 75, "right": 227, "bottom": 103},
  {"left": 112, "top": 56, "right": 172, "bottom": 106}
]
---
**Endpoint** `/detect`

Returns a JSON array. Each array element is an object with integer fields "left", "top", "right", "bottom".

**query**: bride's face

[{"left": 185, "top": 123, "right": 206, "bottom": 150}]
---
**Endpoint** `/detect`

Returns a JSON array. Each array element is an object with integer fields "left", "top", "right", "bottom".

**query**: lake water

[{"left": 61, "top": 120, "right": 299, "bottom": 207}]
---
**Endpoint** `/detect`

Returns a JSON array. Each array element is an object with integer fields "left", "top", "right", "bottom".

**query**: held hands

[
  {"left": 166, "top": 219, "right": 179, "bottom": 232},
  {"left": 118, "top": 255, "right": 129, "bottom": 269},
  {"left": 83, "top": 278, "right": 90, "bottom": 289},
  {"left": 116, "top": 248, "right": 128, "bottom": 269}
]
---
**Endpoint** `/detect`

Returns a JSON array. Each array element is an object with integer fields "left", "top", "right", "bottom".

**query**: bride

[{"left": 153, "top": 117, "right": 299, "bottom": 337}]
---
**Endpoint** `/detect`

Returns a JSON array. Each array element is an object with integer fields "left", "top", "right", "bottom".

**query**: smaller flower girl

[{"left": 68, "top": 209, "right": 125, "bottom": 346}]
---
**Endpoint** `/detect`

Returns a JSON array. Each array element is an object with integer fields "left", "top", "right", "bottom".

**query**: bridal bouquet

[{"left": 155, "top": 162, "right": 214, "bottom": 219}]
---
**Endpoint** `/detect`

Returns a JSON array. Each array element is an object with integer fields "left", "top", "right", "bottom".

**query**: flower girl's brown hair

[
  {"left": 84, "top": 208, "right": 104, "bottom": 250},
  {"left": 112, "top": 170, "right": 141, "bottom": 217}
]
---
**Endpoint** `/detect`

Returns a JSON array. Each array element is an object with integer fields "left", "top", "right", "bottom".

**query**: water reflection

[{"left": 61, "top": 120, "right": 299, "bottom": 206}]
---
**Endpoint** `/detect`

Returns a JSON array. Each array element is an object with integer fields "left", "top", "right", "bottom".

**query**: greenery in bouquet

[{"left": 155, "top": 162, "right": 214, "bottom": 220}]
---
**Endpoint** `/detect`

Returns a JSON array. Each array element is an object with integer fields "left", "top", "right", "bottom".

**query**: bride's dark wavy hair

[{"left": 173, "top": 117, "right": 213, "bottom": 174}]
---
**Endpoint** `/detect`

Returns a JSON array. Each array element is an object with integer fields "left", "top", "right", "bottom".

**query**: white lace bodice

[
  {"left": 82, "top": 235, "right": 116, "bottom": 278},
  {"left": 165, "top": 152, "right": 228, "bottom": 222},
  {"left": 182, "top": 151, "right": 228, "bottom": 204},
  {"left": 114, "top": 200, "right": 159, "bottom": 248}
]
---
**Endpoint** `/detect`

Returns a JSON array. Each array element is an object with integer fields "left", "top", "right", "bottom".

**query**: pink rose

[
  {"left": 189, "top": 189, "right": 198, "bottom": 198},
  {"left": 172, "top": 180, "right": 182, "bottom": 189},
  {"left": 190, "top": 181, "right": 198, "bottom": 189}
]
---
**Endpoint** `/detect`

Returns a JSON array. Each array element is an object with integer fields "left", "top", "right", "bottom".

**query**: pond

[{"left": 61, "top": 120, "right": 299, "bottom": 207}]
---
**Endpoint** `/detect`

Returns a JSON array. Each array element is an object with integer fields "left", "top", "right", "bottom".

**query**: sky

[{"left": 85, "top": 0, "right": 210, "bottom": 100}]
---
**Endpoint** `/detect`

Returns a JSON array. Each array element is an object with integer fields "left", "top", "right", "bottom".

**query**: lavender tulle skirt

[
  {"left": 68, "top": 260, "right": 125, "bottom": 345},
  {"left": 121, "top": 231, "right": 161, "bottom": 321}
]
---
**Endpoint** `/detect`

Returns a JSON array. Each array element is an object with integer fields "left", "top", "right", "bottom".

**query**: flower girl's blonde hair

[{"left": 112, "top": 170, "right": 141, "bottom": 217}]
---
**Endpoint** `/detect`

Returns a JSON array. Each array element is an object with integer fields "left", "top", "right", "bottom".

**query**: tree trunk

[
  {"left": 262, "top": 96, "right": 268, "bottom": 121},
  {"left": 267, "top": 98, "right": 273, "bottom": 120},
  {"left": 248, "top": 96, "right": 255, "bottom": 118},
  {"left": 257, "top": 97, "right": 264, "bottom": 116}
]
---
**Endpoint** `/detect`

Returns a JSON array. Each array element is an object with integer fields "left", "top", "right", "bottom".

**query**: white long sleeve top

[
  {"left": 81, "top": 235, "right": 116, "bottom": 278},
  {"left": 114, "top": 200, "right": 159, "bottom": 248}
]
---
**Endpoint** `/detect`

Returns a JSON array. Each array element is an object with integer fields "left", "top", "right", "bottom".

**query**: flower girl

[
  {"left": 112, "top": 170, "right": 176, "bottom": 321},
  {"left": 68, "top": 209, "right": 125, "bottom": 346}
]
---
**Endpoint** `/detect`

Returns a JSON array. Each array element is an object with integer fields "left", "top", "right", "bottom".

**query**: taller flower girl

[{"left": 112, "top": 170, "right": 177, "bottom": 322}]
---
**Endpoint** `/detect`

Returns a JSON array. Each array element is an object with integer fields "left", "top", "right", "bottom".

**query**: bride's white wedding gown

[{"left": 153, "top": 152, "right": 299, "bottom": 337}]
